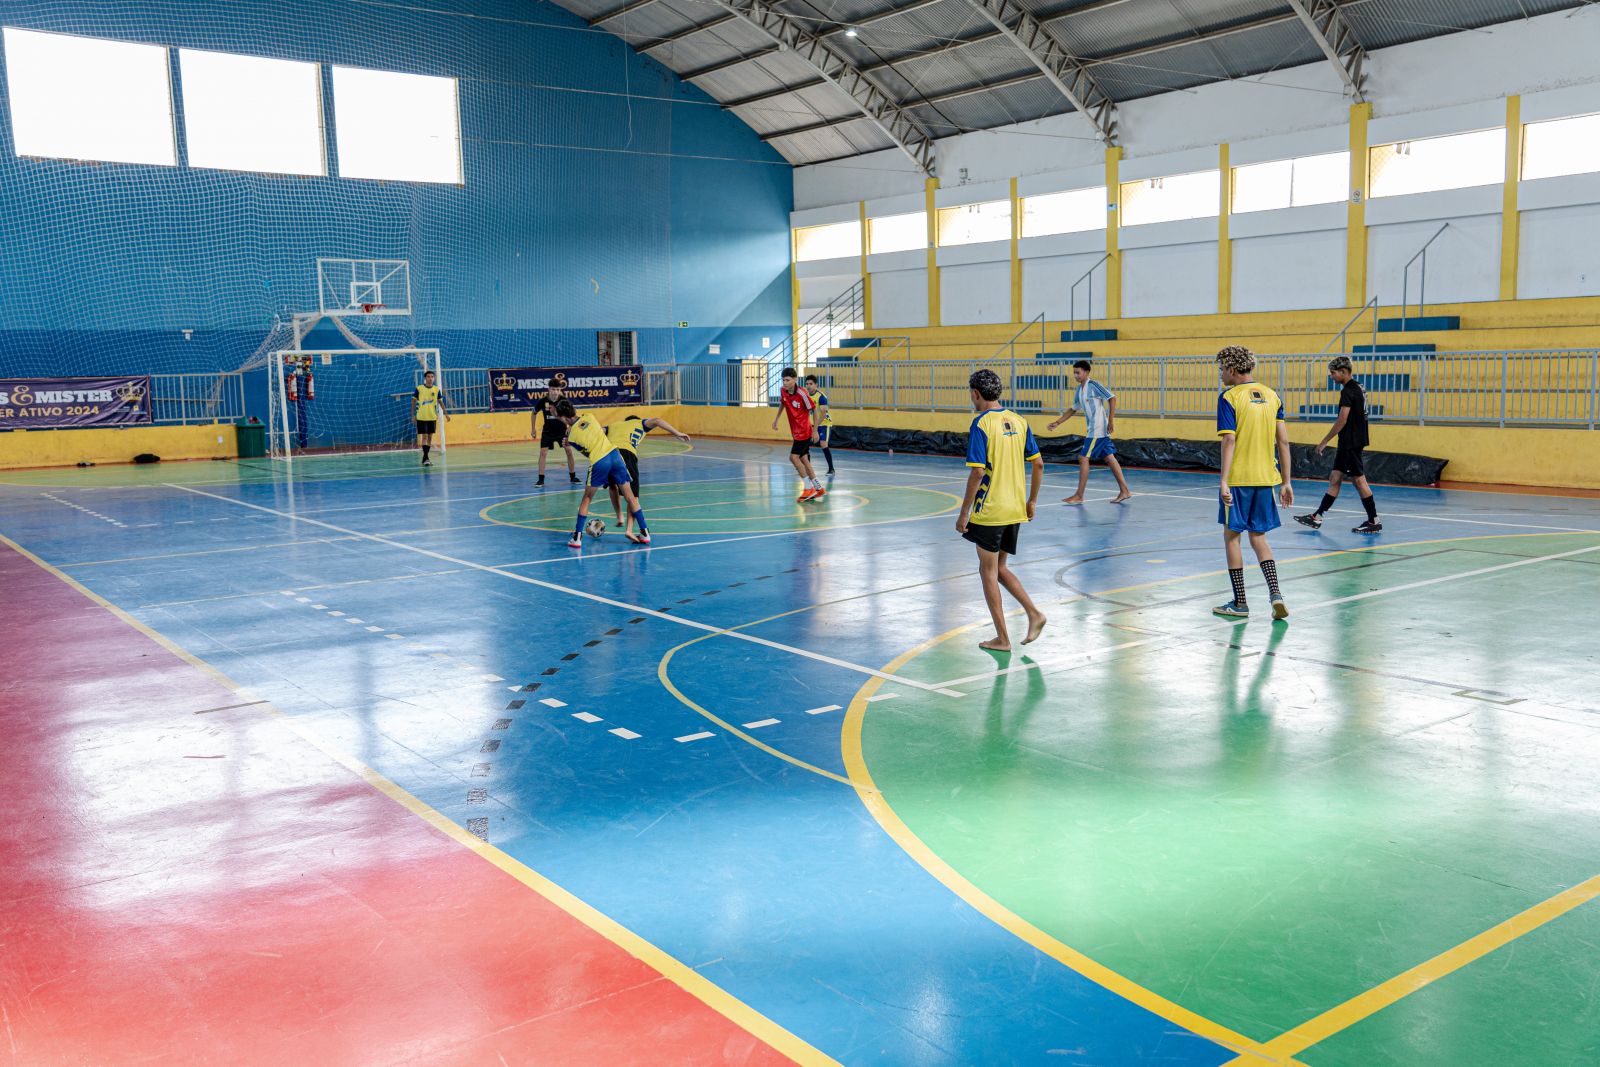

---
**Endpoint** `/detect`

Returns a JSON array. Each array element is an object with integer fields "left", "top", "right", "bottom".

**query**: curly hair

[
  {"left": 969, "top": 368, "right": 1003, "bottom": 402},
  {"left": 1327, "top": 355, "right": 1353, "bottom": 374},
  {"left": 1215, "top": 345, "right": 1256, "bottom": 376}
]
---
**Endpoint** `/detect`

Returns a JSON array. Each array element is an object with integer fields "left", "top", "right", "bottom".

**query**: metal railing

[
  {"left": 150, "top": 372, "right": 246, "bottom": 424},
  {"left": 1323, "top": 296, "right": 1380, "bottom": 354},
  {"left": 1401, "top": 222, "right": 1451, "bottom": 327},
  {"left": 746, "top": 350, "right": 1600, "bottom": 428},
  {"left": 1068, "top": 253, "right": 1112, "bottom": 340}
]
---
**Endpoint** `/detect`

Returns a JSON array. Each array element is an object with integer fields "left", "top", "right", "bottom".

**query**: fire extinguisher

[
  {"left": 303, "top": 361, "right": 315, "bottom": 401},
  {"left": 285, "top": 360, "right": 298, "bottom": 402}
]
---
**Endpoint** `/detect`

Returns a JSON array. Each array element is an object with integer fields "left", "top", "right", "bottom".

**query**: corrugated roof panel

[{"left": 691, "top": 51, "right": 822, "bottom": 95}]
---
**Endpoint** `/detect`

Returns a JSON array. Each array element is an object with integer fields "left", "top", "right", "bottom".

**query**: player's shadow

[
  {"left": 980, "top": 659, "right": 1048, "bottom": 764},
  {"left": 1217, "top": 624, "right": 1288, "bottom": 776}
]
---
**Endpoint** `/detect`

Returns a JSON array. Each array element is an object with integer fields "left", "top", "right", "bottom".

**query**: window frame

[
  {"left": 178, "top": 46, "right": 327, "bottom": 177},
  {"left": 1118, "top": 169, "right": 1222, "bottom": 227},
  {"left": 935, "top": 198, "right": 1013, "bottom": 247},
  {"left": 792, "top": 220, "right": 862, "bottom": 262},
  {"left": 1020, "top": 185, "right": 1107, "bottom": 238},
  {"left": 330, "top": 64, "right": 463, "bottom": 185}
]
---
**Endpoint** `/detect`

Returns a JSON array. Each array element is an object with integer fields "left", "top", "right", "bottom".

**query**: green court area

[
  {"left": 854, "top": 532, "right": 1600, "bottom": 1067},
  {"left": 484, "top": 476, "right": 959, "bottom": 534}
]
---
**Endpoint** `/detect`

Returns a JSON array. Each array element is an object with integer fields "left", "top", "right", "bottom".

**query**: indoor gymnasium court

[{"left": 3, "top": 2, "right": 1600, "bottom": 1066}]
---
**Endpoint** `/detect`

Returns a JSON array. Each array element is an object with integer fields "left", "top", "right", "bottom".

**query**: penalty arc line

[{"left": 166, "top": 483, "right": 957, "bottom": 696}]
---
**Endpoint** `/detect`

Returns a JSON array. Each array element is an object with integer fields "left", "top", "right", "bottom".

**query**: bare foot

[
  {"left": 979, "top": 638, "right": 1011, "bottom": 653},
  {"left": 1111, "top": 491, "right": 1133, "bottom": 504},
  {"left": 1022, "top": 614, "right": 1047, "bottom": 645},
  {"left": 625, "top": 531, "right": 647, "bottom": 544},
  {"left": 1062, "top": 495, "right": 1085, "bottom": 505}
]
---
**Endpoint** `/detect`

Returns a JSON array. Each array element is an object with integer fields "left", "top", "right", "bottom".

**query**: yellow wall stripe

[
  {"left": 859, "top": 199, "right": 873, "bottom": 329},
  {"left": 925, "top": 176, "right": 941, "bottom": 327},
  {"left": 1218, "top": 142, "right": 1232, "bottom": 314},
  {"left": 1345, "top": 102, "right": 1372, "bottom": 308},
  {"left": 1010, "top": 176, "right": 1023, "bottom": 323},
  {"left": 1500, "top": 95, "right": 1522, "bottom": 301},
  {"left": 1105, "top": 146, "right": 1122, "bottom": 320}
]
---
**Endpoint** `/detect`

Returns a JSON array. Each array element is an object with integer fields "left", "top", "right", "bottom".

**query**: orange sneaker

[
  {"left": 797, "top": 488, "right": 818, "bottom": 502},
  {"left": 811, "top": 487, "right": 827, "bottom": 500}
]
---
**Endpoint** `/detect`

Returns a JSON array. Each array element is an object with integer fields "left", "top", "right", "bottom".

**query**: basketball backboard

[{"left": 316, "top": 258, "right": 412, "bottom": 317}]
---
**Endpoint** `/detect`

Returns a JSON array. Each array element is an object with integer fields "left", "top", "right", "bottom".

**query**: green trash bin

[{"left": 235, "top": 418, "right": 266, "bottom": 459}]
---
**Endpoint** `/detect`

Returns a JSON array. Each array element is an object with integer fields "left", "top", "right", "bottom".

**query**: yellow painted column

[
  {"left": 1010, "top": 177, "right": 1023, "bottom": 323},
  {"left": 925, "top": 176, "right": 941, "bottom": 327},
  {"left": 789, "top": 226, "right": 800, "bottom": 338},
  {"left": 859, "top": 200, "right": 873, "bottom": 329},
  {"left": 1345, "top": 102, "right": 1372, "bottom": 308},
  {"left": 1104, "top": 146, "right": 1122, "bottom": 320},
  {"left": 1217, "top": 142, "right": 1232, "bottom": 314},
  {"left": 1500, "top": 95, "right": 1522, "bottom": 301}
]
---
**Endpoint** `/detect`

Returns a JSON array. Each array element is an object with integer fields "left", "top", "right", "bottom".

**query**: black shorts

[
  {"left": 1333, "top": 445, "right": 1365, "bottom": 477},
  {"left": 963, "top": 522, "right": 1020, "bottom": 556},
  {"left": 621, "top": 449, "right": 639, "bottom": 489},
  {"left": 540, "top": 422, "right": 568, "bottom": 449},
  {"left": 415, "top": 420, "right": 437, "bottom": 435},
  {"left": 790, "top": 439, "right": 812, "bottom": 458}
]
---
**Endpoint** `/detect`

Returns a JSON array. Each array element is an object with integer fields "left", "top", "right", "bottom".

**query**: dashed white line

[
  {"left": 365, "top": 625, "right": 384, "bottom": 632},
  {"left": 346, "top": 618, "right": 364, "bottom": 624},
  {"left": 608, "top": 727, "right": 641, "bottom": 740},
  {"left": 572, "top": 712, "right": 603, "bottom": 723},
  {"left": 328, "top": 611, "right": 345, "bottom": 617},
  {"left": 742, "top": 718, "right": 780, "bottom": 729},
  {"left": 675, "top": 731, "right": 715, "bottom": 743},
  {"left": 480, "top": 674, "right": 504, "bottom": 682},
  {"left": 865, "top": 694, "right": 898, "bottom": 703},
  {"left": 540, "top": 698, "right": 568, "bottom": 708},
  {"left": 385, "top": 633, "right": 405, "bottom": 640},
  {"left": 804, "top": 704, "right": 843, "bottom": 716},
  {"left": 311, "top": 604, "right": 327, "bottom": 610}
]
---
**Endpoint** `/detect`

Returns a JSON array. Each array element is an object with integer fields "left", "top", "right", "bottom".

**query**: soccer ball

[{"left": 584, "top": 518, "right": 606, "bottom": 540}]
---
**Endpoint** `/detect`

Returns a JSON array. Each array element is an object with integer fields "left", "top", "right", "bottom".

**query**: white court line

[
  {"left": 675, "top": 731, "right": 715, "bottom": 743},
  {"left": 804, "top": 704, "right": 843, "bottom": 715},
  {"left": 573, "top": 711, "right": 603, "bottom": 723},
  {"left": 929, "top": 540, "right": 1600, "bottom": 689},
  {"left": 742, "top": 718, "right": 780, "bottom": 729},
  {"left": 166, "top": 483, "right": 962, "bottom": 696},
  {"left": 539, "top": 698, "right": 568, "bottom": 708},
  {"left": 929, "top": 636, "right": 1171, "bottom": 689},
  {"left": 609, "top": 727, "right": 641, "bottom": 740}
]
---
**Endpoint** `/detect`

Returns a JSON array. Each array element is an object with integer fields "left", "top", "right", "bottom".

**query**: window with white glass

[
  {"left": 1231, "top": 151, "right": 1348, "bottom": 213},
  {"left": 937, "top": 199, "right": 1012, "bottom": 245},
  {"left": 867, "top": 211, "right": 926, "bottom": 254},
  {"left": 331, "top": 65, "right": 461, "bottom": 183},
  {"left": 1369, "top": 128, "right": 1505, "bottom": 198},
  {"left": 1021, "top": 186, "right": 1105, "bottom": 236},
  {"left": 1119, "top": 170, "right": 1220, "bottom": 226},
  {"left": 2, "top": 27, "right": 175, "bottom": 165},
  {"left": 793, "top": 220, "right": 860, "bottom": 261},
  {"left": 179, "top": 48, "right": 324, "bottom": 175},
  {"left": 1521, "top": 113, "right": 1600, "bottom": 181}
]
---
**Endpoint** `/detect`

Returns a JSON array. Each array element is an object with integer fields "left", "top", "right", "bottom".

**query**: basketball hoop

[{"left": 360, "top": 303, "right": 388, "bottom": 315}]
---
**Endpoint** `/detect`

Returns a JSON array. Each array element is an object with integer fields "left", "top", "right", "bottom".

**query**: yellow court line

[
  {"left": 1218, "top": 872, "right": 1600, "bottom": 1065},
  {"left": 0, "top": 532, "right": 837, "bottom": 1067}
]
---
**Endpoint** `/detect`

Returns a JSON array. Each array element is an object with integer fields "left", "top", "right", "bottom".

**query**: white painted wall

[
  {"left": 1022, "top": 252, "right": 1109, "bottom": 322},
  {"left": 872, "top": 268, "right": 929, "bottom": 328},
  {"left": 790, "top": 7, "right": 1600, "bottom": 318},
  {"left": 941, "top": 261, "right": 1011, "bottom": 326},
  {"left": 1124, "top": 243, "right": 1218, "bottom": 318}
]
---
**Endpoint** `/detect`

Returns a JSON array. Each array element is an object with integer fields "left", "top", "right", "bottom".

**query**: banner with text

[
  {"left": 488, "top": 367, "right": 643, "bottom": 410},
  {"left": 0, "top": 376, "right": 153, "bottom": 429}
]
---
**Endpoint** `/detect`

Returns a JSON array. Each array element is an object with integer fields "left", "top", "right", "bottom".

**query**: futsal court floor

[{"left": 3, "top": 436, "right": 1599, "bottom": 1066}]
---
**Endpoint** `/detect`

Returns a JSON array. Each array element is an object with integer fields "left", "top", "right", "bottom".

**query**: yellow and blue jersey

[
  {"left": 1216, "top": 382, "right": 1285, "bottom": 486},
  {"left": 605, "top": 416, "right": 648, "bottom": 454},
  {"left": 566, "top": 413, "right": 615, "bottom": 461},
  {"left": 413, "top": 384, "right": 441, "bottom": 421},
  {"left": 807, "top": 388, "right": 833, "bottom": 427},
  {"left": 965, "top": 408, "right": 1040, "bottom": 526}
]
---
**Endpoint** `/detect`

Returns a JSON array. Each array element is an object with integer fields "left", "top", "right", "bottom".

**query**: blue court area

[{"left": 5, "top": 440, "right": 1600, "bottom": 1066}]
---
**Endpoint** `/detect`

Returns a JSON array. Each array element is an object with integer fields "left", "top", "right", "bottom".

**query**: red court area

[{"left": 0, "top": 541, "right": 788, "bottom": 1066}]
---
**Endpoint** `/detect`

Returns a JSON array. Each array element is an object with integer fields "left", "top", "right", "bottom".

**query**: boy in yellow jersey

[
  {"left": 956, "top": 369, "right": 1047, "bottom": 652},
  {"left": 411, "top": 371, "right": 449, "bottom": 466},
  {"left": 604, "top": 414, "right": 690, "bottom": 542},
  {"left": 1214, "top": 345, "right": 1294, "bottom": 621},
  {"left": 804, "top": 374, "right": 835, "bottom": 476},
  {"left": 557, "top": 400, "right": 650, "bottom": 548}
]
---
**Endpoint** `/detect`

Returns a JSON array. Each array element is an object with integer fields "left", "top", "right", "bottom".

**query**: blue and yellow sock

[
  {"left": 573, "top": 514, "right": 587, "bottom": 540},
  {"left": 632, "top": 509, "right": 648, "bottom": 535}
]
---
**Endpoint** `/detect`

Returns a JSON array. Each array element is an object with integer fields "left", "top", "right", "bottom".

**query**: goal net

[{"left": 267, "top": 347, "right": 442, "bottom": 459}]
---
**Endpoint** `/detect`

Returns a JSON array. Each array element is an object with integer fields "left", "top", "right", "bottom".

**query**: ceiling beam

[
  {"left": 677, "top": 46, "right": 780, "bottom": 80},
  {"left": 589, "top": 0, "right": 663, "bottom": 26},
  {"left": 1283, "top": 0, "right": 1368, "bottom": 101},
  {"left": 953, "top": 0, "right": 1118, "bottom": 144},
  {"left": 642, "top": 14, "right": 738, "bottom": 50},
  {"left": 703, "top": 0, "right": 939, "bottom": 173}
]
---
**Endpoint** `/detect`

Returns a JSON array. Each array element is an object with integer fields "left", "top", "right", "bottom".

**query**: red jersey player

[{"left": 771, "top": 366, "right": 826, "bottom": 502}]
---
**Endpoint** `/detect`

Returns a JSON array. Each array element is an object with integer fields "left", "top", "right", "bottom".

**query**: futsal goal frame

[{"left": 267, "top": 346, "right": 445, "bottom": 461}]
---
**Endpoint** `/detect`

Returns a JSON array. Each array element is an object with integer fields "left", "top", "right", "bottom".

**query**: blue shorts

[
  {"left": 1082, "top": 436, "right": 1116, "bottom": 461},
  {"left": 816, "top": 425, "right": 832, "bottom": 447},
  {"left": 587, "top": 451, "right": 632, "bottom": 489},
  {"left": 1219, "top": 485, "right": 1281, "bottom": 533}
]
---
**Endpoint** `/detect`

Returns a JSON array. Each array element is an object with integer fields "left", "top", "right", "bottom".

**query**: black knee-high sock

[
  {"left": 1315, "top": 492, "right": 1336, "bottom": 516},
  {"left": 1260, "top": 559, "right": 1282, "bottom": 600},
  {"left": 1229, "top": 568, "right": 1248, "bottom": 607},
  {"left": 422, "top": 444, "right": 431, "bottom": 461},
  {"left": 1362, "top": 493, "right": 1378, "bottom": 521},
  {"left": 822, "top": 447, "right": 834, "bottom": 470}
]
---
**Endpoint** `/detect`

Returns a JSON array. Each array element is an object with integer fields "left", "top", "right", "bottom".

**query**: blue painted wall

[{"left": 0, "top": 0, "right": 793, "bottom": 390}]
